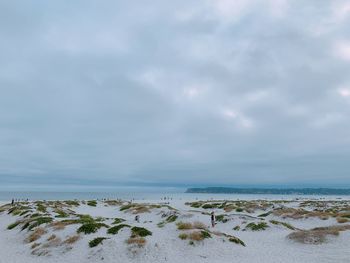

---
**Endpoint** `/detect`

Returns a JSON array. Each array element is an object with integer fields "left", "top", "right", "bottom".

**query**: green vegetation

[
  {"left": 89, "top": 237, "right": 108, "bottom": 248},
  {"left": 245, "top": 222, "right": 268, "bottom": 231},
  {"left": 65, "top": 200, "right": 80, "bottom": 206},
  {"left": 269, "top": 220, "right": 295, "bottom": 230},
  {"left": 200, "top": 230, "right": 211, "bottom": 239},
  {"left": 131, "top": 227, "right": 152, "bottom": 237},
  {"left": 77, "top": 222, "right": 109, "bottom": 234},
  {"left": 258, "top": 212, "right": 271, "bottom": 217},
  {"left": 166, "top": 214, "right": 178, "bottom": 223},
  {"left": 228, "top": 236, "right": 246, "bottom": 246},
  {"left": 87, "top": 200, "right": 97, "bottom": 207},
  {"left": 189, "top": 202, "right": 202, "bottom": 208},
  {"left": 236, "top": 208, "right": 243, "bottom": 212},
  {"left": 178, "top": 233, "right": 188, "bottom": 240},
  {"left": 28, "top": 217, "right": 53, "bottom": 230},
  {"left": 215, "top": 214, "right": 228, "bottom": 223},
  {"left": 112, "top": 218, "right": 125, "bottom": 225},
  {"left": 120, "top": 204, "right": 135, "bottom": 211},
  {"left": 36, "top": 204, "right": 47, "bottom": 213},
  {"left": 233, "top": 225, "right": 240, "bottom": 231},
  {"left": 54, "top": 209, "right": 69, "bottom": 218},
  {"left": 7, "top": 221, "right": 21, "bottom": 230},
  {"left": 107, "top": 224, "right": 130, "bottom": 235}
]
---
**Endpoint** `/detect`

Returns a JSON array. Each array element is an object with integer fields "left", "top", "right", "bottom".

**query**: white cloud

[
  {"left": 333, "top": 40, "right": 350, "bottom": 61},
  {"left": 338, "top": 87, "right": 350, "bottom": 97}
]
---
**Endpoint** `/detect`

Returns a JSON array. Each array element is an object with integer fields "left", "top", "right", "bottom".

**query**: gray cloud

[{"left": 1, "top": 0, "right": 350, "bottom": 190}]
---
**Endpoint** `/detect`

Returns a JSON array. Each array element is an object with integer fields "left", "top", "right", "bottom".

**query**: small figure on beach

[
  {"left": 211, "top": 211, "right": 215, "bottom": 227},
  {"left": 135, "top": 215, "right": 140, "bottom": 223},
  {"left": 11, "top": 199, "right": 14, "bottom": 206}
]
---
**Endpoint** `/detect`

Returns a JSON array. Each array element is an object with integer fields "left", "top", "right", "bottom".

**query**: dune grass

[
  {"left": 77, "top": 222, "right": 109, "bottom": 234},
  {"left": 245, "top": 222, "right": 269, "bottom": 231},
  {"left": 107, "top": 224, "right": 130, "bottom": 235},
  {"left": 131, "top": 227, "right": 152, "bottom": 237},
  {"left": 89, "top": 237, "right": 108, "bottom": 248}
]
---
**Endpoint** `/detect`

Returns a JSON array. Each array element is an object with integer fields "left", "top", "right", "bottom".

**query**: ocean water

[{"left": 1, "top": 191, "right": 349, "bottom": 202}]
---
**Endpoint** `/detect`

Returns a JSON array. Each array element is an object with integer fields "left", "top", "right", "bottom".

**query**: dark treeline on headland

[{"left": 185, "top": 187, "right": 350, "bottom": 195}]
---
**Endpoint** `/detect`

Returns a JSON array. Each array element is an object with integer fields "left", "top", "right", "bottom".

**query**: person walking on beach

[
  {"left": 211, "top": 211, "right": 215, "bottom": 228},
  {"left": 11, "top": 199, "right": 14, "bottom": 206}
]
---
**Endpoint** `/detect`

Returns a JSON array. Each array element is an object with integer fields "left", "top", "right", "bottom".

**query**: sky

[{"left": 1, "top": 0, "right": 350, "bottom": 191}]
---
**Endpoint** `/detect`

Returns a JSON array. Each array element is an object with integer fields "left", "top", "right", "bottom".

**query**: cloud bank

[{"left": 1, "top": 0, "right": 350, "bottom": 190}]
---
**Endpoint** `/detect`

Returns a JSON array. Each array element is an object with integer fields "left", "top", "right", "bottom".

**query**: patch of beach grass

[
  {"left": 178, "top": 233, "right": 188, "bottom": 240},
  {"left": 245, "top": 222, "right": 269, "bottom": 231},
  {"left": 107, "top": 224, "right": 131, "bottom": 235},
  {"left": 63, "top": 235, "right": 80, "bottom": 245},
  {"left": 131, "top": 227, "right": 152, "bottom": 237},
  {"left": 337, "top": 217, "right": 349, "bottom": 223},
  {"left": 89, "top": 237, "right": 108, "bottom": 248},
  {"left": 126, "top": 237, "right": 146, "bottom": 247},
  {"left": 87, "top": 200, "right": 97, "bottom": 207},
  {"left": 112, "top": 218, "right": 126, "bottom": 225},
  {"left": 77, "top": 222, "right": 109, "bottom": 234},
  {"left": 269, "top": 220, "right": 296, "bottom": 230},
  {"left": 228, "top": 236, "right": 246, "bottom": 246},
  {"left": 7, "top": 221, "right": 21, "bottom": 230},
  {"left": 288, "top": 224, "right": 350, "bottom": 244},
  {"left": 26, "top": 227, "right": 47, "bottom": 243}
]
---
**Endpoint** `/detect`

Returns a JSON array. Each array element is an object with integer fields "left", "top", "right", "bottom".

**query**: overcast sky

[{"left": 1, "top": 0, "right": 350, "bottom": 191}]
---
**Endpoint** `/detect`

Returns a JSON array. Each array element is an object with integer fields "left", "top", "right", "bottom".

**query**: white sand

[{"left": 1, "top": 198, "right": 350, "bottom": 263}]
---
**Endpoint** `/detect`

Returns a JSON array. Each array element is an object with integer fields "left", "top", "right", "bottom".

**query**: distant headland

[{"left": 185, "top": 187, "right": 350, "bottom": 195}]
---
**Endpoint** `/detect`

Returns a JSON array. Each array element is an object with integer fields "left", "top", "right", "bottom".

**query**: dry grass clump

[
  {"left": 177, "top": 221, "right": 207, "bottom": 230},
  {"left": 188, "top": 230, "right": 211, "bottom": 241},
  {"left": 31, "top": 243, "right": 41, "bottom": 249},
  {"left": 192, "top": 221, "right": 207, "bottom": 229},
  {"left": 337, "top": 217, "right": 349, "bottom": 223},
  {"left": 50, "top": 221, "right": 68, "bottom": 231},
  {"left": 26, "top": 227, "right": 47, "bottom": 243},
  {"left": 104, "top": 200, "right": 123, "bottom": 206},
  {"left": 63, "top": 235, "right": 80, "bottom": 245},
  {"left": 177, "top": 222, "right": 193, "bottom": 230},
  {"left": 42, "top": 236, "right": 62, "bottom": 248},
  {"left": 189, "top": 231, "right": 204, "bottom": 241},
  {"left": 273, "top": 207, "right": 332, "bottom": 220},
  {"left": 288, "top": 224, "right": 350, "bottom": 244},
  {"left": 47, "top": 234, "right": 56, "bottom": 241},
  {"left": 126, "top": 237, "right": 146, "bottom": 247}
]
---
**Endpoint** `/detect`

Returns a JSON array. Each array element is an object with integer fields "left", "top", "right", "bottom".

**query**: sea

[{"left": 1, "top": 190, "right": 350, "bottom": 202}]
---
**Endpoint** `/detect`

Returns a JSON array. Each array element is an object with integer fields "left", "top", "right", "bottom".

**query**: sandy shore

[{"left": 1, "top": 198, "right": 350, "bottom": 263}]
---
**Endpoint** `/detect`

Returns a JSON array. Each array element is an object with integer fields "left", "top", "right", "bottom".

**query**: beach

[{"left": 1, "top": 197, "right": 350, "bottom": 263}]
